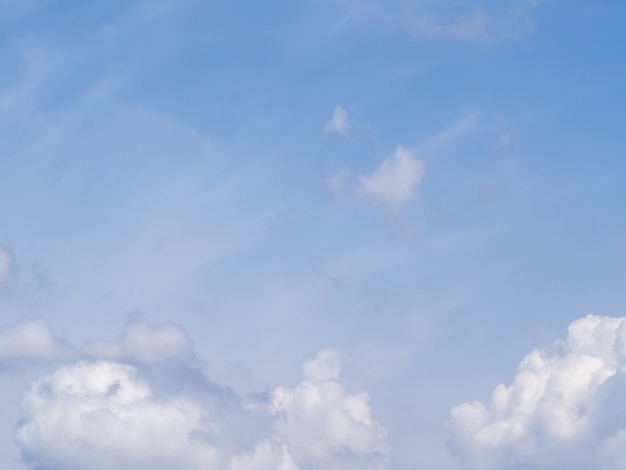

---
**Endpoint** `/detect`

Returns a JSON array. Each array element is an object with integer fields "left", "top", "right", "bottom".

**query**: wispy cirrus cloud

[
  {"left": 402, "top": 4, "right": 534, "bottom": 41},
  {"left": 328, "top": 0, "right": 542, "bottom": 42}
]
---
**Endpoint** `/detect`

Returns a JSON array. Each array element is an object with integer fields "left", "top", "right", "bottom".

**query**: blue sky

[{"left": 1, "top": 1, "right": 626, "bottom": 469}]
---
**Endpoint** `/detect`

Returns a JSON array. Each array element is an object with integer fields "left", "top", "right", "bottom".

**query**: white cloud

[
  {"left": 0, "top": 320, "right": 71, "bottom": 363},
  {"left": 0, "top": 247, "right": 13, "bottom": 289},
  {"left": 272, "top": 349, "right": 391, "bottom": 469},
  {"left": 16, "top": 361, "right": 224, "bottom": 470},
  {"left": 449, "top": 315, "right": 626, "bottom": 470},
  {"left": 359, "top": 146, "right": 425, "bottom": 208},
  {"left": 83, "top": 320, "right": 192, "bottom": 363},
  {"left": 302, "top": 348, "right": 341, "bottom": 381},
  {"left": 325, "top": 106, "right": 350, "bottom": 135},
  {"left": 0, "top": 320, "right": 188, "bottom": 367},
  {"left": 15, "top": 349, "right": 390, "bottom": 469}
]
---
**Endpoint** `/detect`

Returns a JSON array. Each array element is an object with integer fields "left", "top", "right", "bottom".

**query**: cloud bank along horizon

[
  {"left": 0, "top": 319, "right": 392, "bottom": 469},
  {"left": 8, "top": 313, "right": 626, "bottom": 469},
  {"left": 8, "top": 319, "right": 390, "bottom": 470}
]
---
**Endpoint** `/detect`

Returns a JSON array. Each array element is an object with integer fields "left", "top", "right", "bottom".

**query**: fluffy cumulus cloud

[
  {"left": 449, "top": 315, "right": 626, "bottom": 470},
  {"left": 0, "top": 320, "right": 71, "bottom": 364},
  {"left": 325, "top": 105, "right": 350, "bottom": 135},
  {"left": 15, "top": 349, "right": 390, "bottom": 469},
  {"left": 272, "top": 350, "right": 390, "bottom": 469},
  {"left": 359, "top": 146, "right": 425, "bottom": 208},
  {"left": 15, "top": 361, "right": 225, "bottom": 470}
]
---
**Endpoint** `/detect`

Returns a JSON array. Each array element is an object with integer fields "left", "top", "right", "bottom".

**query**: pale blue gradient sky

[{"left": 1, "top": 1, "right": 626, "bottom": 468}]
